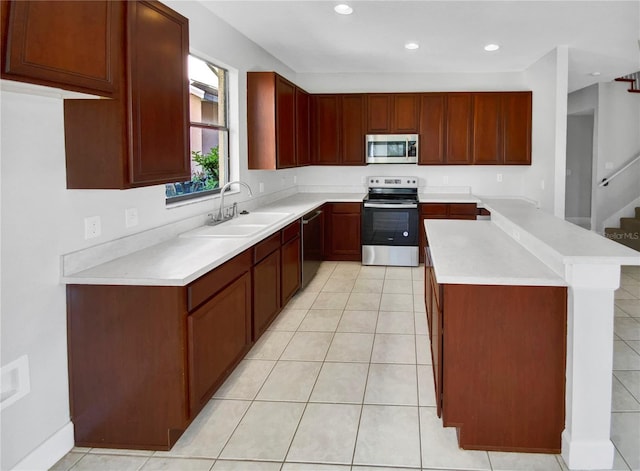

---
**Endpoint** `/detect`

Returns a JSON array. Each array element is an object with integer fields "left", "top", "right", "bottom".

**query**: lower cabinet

[
  {"left": 188, "top": 272, "right": 251, "bottom": 417},
  {"left": 423, "top": 273, "right": 567, "bottom": 452},
  {"left": 281, "top": 221, "right": 301, "bottom": 305},
  {"left": 67, "top": 249, "right": 253, "bottom": 450},
  {"left": 324, "top": 202, "right": 362, "bottom": 261},
  {"left": 253, "top": 234, "right": 282, "bottom": 340}
]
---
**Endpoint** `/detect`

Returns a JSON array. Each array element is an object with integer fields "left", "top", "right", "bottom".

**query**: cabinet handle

[{"left": 302, "top": 210, "right": 323, "bottom": 224}]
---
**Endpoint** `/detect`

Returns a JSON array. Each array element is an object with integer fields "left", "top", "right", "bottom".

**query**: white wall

[
  {"left": 593, "top": 82, "right": 640, "bottom": 233},
  {"left": 522, "top": 46, "right": 569, "bottom": 216},
  {"left": 0, "top": 2, "right": 297, "bottom": 469},
  {"left": 568, "top": 81, "right": 640, "bottom": 233},
  {"left": 565, "top": 114, "right": 594, "bottom": 222}
]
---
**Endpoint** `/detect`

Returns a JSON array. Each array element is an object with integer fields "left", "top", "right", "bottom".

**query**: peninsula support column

[{"left": 561, "top": 263, "right": 620, "bottom": 470}]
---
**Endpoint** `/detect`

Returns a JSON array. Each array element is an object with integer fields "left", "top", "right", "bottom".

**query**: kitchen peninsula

[{"left": 63, "top": 193, "right": 640, "bottom": 469}]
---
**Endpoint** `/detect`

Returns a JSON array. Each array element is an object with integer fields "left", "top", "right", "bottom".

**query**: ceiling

[{"left": 199, "top": 0, "right": 640, "bottom": 92}]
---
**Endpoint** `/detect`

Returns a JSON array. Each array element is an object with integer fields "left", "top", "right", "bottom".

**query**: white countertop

[
  {"left": 63, "top": 192, "right": 639, "bottom": 287},
  {"left": 63, "top": 193, "right": 363, "bottom": 286},
  {"left": 482, "top": 198, "right": 640, "bottom": 266},
  {"left": 425, "top": 220, "right": 566, "bottom": 286}
]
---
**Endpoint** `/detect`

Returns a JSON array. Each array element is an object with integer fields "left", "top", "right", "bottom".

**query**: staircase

[
  {"left": 605, "top": 207, "right": 640, "bottom": 251},
  {"left": 615, "top": 72, "right": 640, "bottom": 93}
]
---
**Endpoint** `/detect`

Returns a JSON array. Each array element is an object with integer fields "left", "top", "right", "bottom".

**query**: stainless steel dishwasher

[{"left": 301, "top": 208, "right": 323, "bottom": 288}]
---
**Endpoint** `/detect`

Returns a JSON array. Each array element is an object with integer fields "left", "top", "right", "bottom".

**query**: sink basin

[
  {"left": 180, "top": 212, "right": 292, "bottom": 238},
  {"left": 225, "top": 212, "right": 291, "bottom": 226}
]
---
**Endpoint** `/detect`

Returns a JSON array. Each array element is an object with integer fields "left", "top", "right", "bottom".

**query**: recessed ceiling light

[
  {"left": 334, "top": 4, "right": 353, "bottom": 15},
  {"left": 484, "top": 44, "right": 500, "bottom": 52},
  {"left": 405, "top": 42, "right": 419, "bottom": 50},
  {"left": 590, "top": 71, "right": 601, "bottom": 76}
]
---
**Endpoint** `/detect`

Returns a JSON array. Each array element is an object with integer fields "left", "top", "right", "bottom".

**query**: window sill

[{"left": 165, "top": 189, "right": 240, "bottom": 210}]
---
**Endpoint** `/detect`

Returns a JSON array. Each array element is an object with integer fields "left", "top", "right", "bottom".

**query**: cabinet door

[
  {"left": 188, "top": 272, "right": 252, "bottom": 417},
  {"left": 1, "top": 1, "right": 122, "bottom": 96},
  {"left": 281, "top": 236, "right": 301, "bottom": 306},
  {"left": 312, "top": 95, "right": 341, "bottom": 164},
  {"left": 472, "top": 93, "right": 502, "bottom": 165},
  {"left": 503, "top": 92, "right": 532, "bottom": 165},
  {"left": 445, "top": 93, "right": 473, "bottom": 164},
  {"left": 127, "top": 0, "right": 190, "bottom": 186},
  {"left": 253, "top": 249, "right": 281, "bottom": 339},
  {"left": 341, "top": 94, "right": 366, "bottom": 165},
  {"left": 418, "top": 94, "right": 446, "bottom": 164},
  {"left": 393, "top": 94, "right": 420, "bottom": 133},
  {"left": 276, "top": 76, "right": 297, "bottom": 168},
  {"left": 367, "top": 94, "right": 392, "bottom": 132},
  {"left": 296, "top": 88, "right": 311, "bottom": 166},
  {"left": 325, "top": 204, "right": 361, "bottom": 261}
]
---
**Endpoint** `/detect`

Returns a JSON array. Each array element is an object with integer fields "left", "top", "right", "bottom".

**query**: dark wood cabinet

[
  {"left": 418, "top": 93, "right": 472, "bottom": 165},
  {"left": 366, "top": 93, "right": 420, "bottom": 133},
  {"left": 67, "top": 249, "right": 252, "bottom": 450},
  {"left": 281, "top": 221, "right": 301, "bottom": 306},
  {"left": 296, "top": 87, "right": 311, "bottom": 166},
  {"left": 247, "top": 71, "right": 301, "bottom": 169},
  {"left": 341, "top": 94, "right": 366, "bottom": 165},
  {"left": 441, "top": 284, "right": 566, "bottom": 452},
  {"left": 311, "top": 94, "right": 365, "bottom": 165},
  {"left": 324, "top": 203, "right": 361, "bottom": 261},
  {"left": 188, "top": 272, "right": 251, "bottom": 416},
  {"left": 1, "top": 1, "right": 122, "bottom": 97},
  {"left": 423, "top": 272, "right": 567, "bottom": 451},
  {"left": 253, "top": 233, "right": 282, "bottom": 340},
  {"left": 63, "top": 0, "right": 190, "bottom": 189},
  {"left": 472, "top": 92, "right": 532, "bottom": 165}
]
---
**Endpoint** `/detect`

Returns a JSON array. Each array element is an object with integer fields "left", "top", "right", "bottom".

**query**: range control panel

[{"left": 368, "top": 176, "right": 418, "bottom": 189}]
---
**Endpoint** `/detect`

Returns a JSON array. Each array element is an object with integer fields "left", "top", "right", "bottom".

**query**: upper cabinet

[
  {"left": 472, "top": 92, "right": 532, "bottom": 165},
  {"left": 419, "top": 91, "right": 531, "bottom": 166},
  {"left": 247, "top": 71, "right": 309, "bottom": 169},
  {"left": 311, "top": 93, "right": 365, "bottom": 166},
  {"left": 419, "top": 93, "right": 473, "bottom": 165},
  {"left": 64, "top": 1, "right": 190, "bottom": 189},
  {"left": 1, "top": 1, "right": 122, "bottom": 97},
  {"left": 366, "top": 93, "right": 420, "bottom": 133}
]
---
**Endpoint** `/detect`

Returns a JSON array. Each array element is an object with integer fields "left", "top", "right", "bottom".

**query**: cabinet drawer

[
  {"left": 331, "top": 202, "right": 361, "bottom": 214},
  {"left": 421, "top": 204, "right": 448, "bottom": 217},
  {"left": 449, "top": 203, "right": 477, "bottom": 216},
  {"left": 254, "top": 233, "right": 281, "bottom": 263},
  {"left": 187, "top": 249, "right": 251, "bottom": 312},
  {"left": 281, "top": 220, "right": 301, "bottom": 244}
]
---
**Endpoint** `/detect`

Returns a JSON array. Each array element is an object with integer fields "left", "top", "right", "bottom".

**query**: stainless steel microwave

[{"left": 366, "top": 134, "right": 418, "bottom": 164}]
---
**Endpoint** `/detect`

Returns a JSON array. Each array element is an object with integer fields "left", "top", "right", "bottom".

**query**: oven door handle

[{"left": 363, "top": 203, "right": 418, "bottom": 209}]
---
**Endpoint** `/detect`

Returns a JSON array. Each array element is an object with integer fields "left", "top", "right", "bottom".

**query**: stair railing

[{"left": 599, "top": 152, "right": 640, "bottom": 187}]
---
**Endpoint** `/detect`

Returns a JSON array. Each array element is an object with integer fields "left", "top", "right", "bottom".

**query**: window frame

[{"left": 165, "top": 56, "right": 230, "bottom": 204}]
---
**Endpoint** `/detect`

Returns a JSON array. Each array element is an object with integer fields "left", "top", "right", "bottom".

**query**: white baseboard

[{"left": 12, "top": 422, "right": 74, "bottom": 471}]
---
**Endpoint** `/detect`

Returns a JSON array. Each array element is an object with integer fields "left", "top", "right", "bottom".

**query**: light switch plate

[{"left": 497, "top": 173, "right": 503, "bottom": 182}]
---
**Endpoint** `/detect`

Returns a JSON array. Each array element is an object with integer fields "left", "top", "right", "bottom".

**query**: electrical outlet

[
  {"left": 84, "top": 216, "right": 101, "bottom": 240},
  {"left": 443, "top": 175, "right": 449, "bottom": 184},
  {"left": 293, "top": 175, "right": 297, "bottom": 184},
  {"left": 259, "top": 182, "right": 264, "bottom": 193},
  {"left": 125, "top": 208, "right": 138, "bottom": 228},
  {"left": 540, "top": 179, "right": 545, "bottom": 190},
  {"left": 497, "top": 173, "right": 503, "bottom": 182}
]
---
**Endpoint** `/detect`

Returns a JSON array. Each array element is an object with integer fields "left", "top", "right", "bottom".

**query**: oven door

[{"left": 361, "top": 204, "right": 419, "bottom": 247}]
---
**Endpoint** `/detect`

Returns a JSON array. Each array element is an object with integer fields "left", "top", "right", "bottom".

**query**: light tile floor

[{"left": 51, "top": 263, "right": 640, "bottom": 471}]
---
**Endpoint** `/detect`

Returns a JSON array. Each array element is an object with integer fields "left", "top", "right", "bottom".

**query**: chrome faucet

[{"left": 210, "top": 180, "right": 253, "bottom": 224}]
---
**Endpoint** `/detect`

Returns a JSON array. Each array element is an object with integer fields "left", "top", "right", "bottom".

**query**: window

[{"left": 166, "top": 55, "right": 229, "bottom": 203}]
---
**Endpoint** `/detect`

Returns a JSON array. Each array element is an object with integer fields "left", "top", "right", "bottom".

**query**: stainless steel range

[{"left": 361, "top": 176, "right": 419, "bottom": 267}]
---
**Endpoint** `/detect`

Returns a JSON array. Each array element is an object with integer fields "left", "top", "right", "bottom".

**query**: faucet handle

[{"left": 232, "top": 202, "right": 238, "bottom": 217}]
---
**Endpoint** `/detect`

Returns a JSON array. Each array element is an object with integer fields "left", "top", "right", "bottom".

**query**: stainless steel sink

[{"left": 180, "top": 212, "right": 292, "bottom": 238}]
